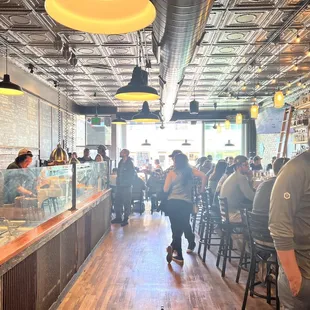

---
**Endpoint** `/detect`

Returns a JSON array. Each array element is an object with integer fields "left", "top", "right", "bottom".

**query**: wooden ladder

[{"left": 277, "top": 106, "right": 294, "bottom": 158}]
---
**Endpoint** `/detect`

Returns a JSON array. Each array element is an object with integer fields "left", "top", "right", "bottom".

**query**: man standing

[
  {"left": 78, "top": 148, "right": 93, "bottom": 163},
  {"left": 97, "top": 145, "right": 110, "bottom": 162},
  {"left": 111, "top": 149, "right": 135, "bottom": 227},
  {"left": 250, "top": 155, "right": 263, "bottom": 171},
  {"left": 269, "top": 150, "right": 310, "bottom": 309}
]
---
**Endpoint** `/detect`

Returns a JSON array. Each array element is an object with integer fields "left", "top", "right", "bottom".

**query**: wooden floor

[{"left": 58, "top": 207, "right": 274, "bottom": 310}]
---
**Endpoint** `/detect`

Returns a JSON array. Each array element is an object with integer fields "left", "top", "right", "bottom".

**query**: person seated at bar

[
  {"left": 269, "top": 149, "right": 310, "bottom": 309},
  {"left": 78, "top": 148, "right": 93, "bottom": 163},
  {"left": 208, "top": 160, "right": 227, "bottom": 196},
  {"left": 4, "top": 149, "right": 35, "bottom": 204},
  {"left": 250, "top": 155, "right": 263, "bottom": 171},
  {"left": 252, "top": 157, "right": 289, "bottom": 224},
  {"left": 220, "top": 155, "right": 255, "bottom": 222}
]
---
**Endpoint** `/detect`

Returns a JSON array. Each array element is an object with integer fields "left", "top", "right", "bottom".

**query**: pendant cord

[{"left": 5, "top": 46, "right": 8, "bottom": 74}]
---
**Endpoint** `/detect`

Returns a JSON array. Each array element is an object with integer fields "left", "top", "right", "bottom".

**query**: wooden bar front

[{"left": 0, "top": 189, "right": 112, "bottom": 310}]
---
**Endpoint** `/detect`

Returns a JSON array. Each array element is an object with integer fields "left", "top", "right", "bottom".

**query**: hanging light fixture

[
  {"left": 45, "top": 0, "right": 156, "bottom": 35},
  {"left": 256, "top": 82, "right": 261, "bottom": 89},
  {"left": 225, "top": 140, "right": 235, "bottom": 147},
  {"left": 236, "top": 113, "right": 243, "bottom": 124},
  {"left": 271, "top": 78, "right": 276, "bottom": 84},
  {"left": 213, "top": 123, "right": 217, "bottom": 130},
  {"left": 286, "top": 89, "right": 291, "bottom": 95},
  {"left": 141, "top": 139, "right": 151, "bottom": 146},
  {"left": 294, "top": 63, "right": 299, "bottom": 71},
  {"left": 132, "top": 101, "right": 160, "bottom": 123},
  {"left": 274, "top": 89, "right": 284, "bottom": 108},
  {"left": 274, "top": 40, "right": 285, "bottom": 109},
  {"left": 250, "top": 104, "right": 259, "bottom": 119},
  {"left": 217, "top": 124, "right": 222, "bottom": 133},
  {"left": 50, "top": 83, "right": 68, "bottom": 164},
  {"left": 302, "top": 83, "right": 307, "bottom": 89},
  {"left": 112, "top": 115, "right": 127, "bottom": 125},
  {"left": 241, "top": 83, "right": 247, "bottom": 91},
  {"left": 307, "top": 46, "right": 310, "bottom": 57},
  {"left": 115, "top": 66, "right": 159, "bottom": 101},
  {"left": 257, "top": 65, "right": 262, "bottom": 73},
  {"left": 295, "top": 31, "right": 301, "bottom": 43},
  {"left": 0, "top": 47, "right": 23, "bottom": 96},
  {"left": 297, "top": 80, "right": 302, "bottom": 87},
  {"left": 225, "top": 119, "right": 231, "bottom": 130},
  {"left": 182, "top": 139, "right": 191, "bottom": 146}
]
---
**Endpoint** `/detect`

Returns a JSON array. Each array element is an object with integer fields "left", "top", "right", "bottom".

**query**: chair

[
  {"left": 198, "top": 189, "right": 222, "bottom": 263},
  {"left": 216, "top": 197, "right": 244, "bottom": 277},
  {"left": 241, "top": 211, "right": 280, "bottom": 310}
]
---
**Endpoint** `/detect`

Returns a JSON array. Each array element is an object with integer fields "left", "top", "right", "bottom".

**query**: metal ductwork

[{"left": 152, "top": 0, "right": 214, "bottom": 122}]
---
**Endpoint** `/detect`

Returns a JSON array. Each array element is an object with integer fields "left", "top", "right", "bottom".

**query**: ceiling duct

[{"left": 152, "top": 0, "right": 214, "bottom": 122}]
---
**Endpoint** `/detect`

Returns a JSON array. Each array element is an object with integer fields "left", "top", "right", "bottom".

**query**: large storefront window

[
  {"left": 127, "top": 122, "right": 202, "bottom": 169},
  {"left": 204, "top": 123, "right": 242, "bottom": 160}
]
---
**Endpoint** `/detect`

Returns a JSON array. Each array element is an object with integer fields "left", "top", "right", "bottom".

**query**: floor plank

[{"left": 58, "top": 209, "right": 274, "bottom": 310}]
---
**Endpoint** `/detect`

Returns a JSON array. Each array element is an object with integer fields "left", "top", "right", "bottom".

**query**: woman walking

[{"left": 164, "top": 154, "right": 207, "bottom": 264}]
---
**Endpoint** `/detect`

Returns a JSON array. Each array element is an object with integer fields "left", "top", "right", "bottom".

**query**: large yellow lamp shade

[
  {"left": 45, "top": 0, "right": 156, "bottom": 34},
  {"left": 236, "top": 113, "right": 243, "bottom": 124},
  {"left": 274, "top": 90, "right": 284, "bottom": 108},
  {"left": 250, "top": 104, "right": 259, "bottom": 119},
  {"left": 225, "top": 119, "right": 231, "bottom": 130}
]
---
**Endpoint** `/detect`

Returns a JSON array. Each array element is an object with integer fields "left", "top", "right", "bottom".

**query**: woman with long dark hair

[
  {"left": 208, "top": 160, "right": 227, "bottom": 195},
  {"left": 164, "top": 153, "right": 207, "bottom": 264}
]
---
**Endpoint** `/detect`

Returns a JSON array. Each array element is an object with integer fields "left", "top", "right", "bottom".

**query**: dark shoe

[
  {"left": 166, "top": 246, "right": 173, "bottom": 263},
  {"left": 121, "top": 219, "right": 128, "bottom": 227},
  {"left": 172, "top": 255, "right": 184, "bottom": 264},
  {"left": 187, "top": 241, "right": 196, "bottom": 254},
  {"left": 111, "top": 218, "right": 122, "bottom": 224}
]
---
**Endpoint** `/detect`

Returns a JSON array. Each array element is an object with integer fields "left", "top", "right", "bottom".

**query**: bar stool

[
  {"left": 242, "top": 211, "right": 280, "bottom": 310},
  {"left": 198, "top": 189, "right": 222, "bottom": 263},
  {"left": 216, "top": 197, "right": 244, "bottom": 277}
]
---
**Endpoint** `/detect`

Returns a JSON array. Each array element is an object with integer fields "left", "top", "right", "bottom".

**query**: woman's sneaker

[
  {"left": 166, "top": 246, "right": 173, "bottom": 263},
  {"left": 172, "top": 255, "right": 184, "bottom": 264},
  {"left": 186, "top": 241, "right": 196, "bottom": 254}
]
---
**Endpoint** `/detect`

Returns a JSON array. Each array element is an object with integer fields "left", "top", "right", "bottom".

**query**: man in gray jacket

[{"left": 269, "top": 150, "right": 310, "bottom": 309}]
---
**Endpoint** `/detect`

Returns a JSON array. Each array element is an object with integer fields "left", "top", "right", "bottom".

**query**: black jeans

[
  {"left": 168, "top": 199, "right": 195, "bottom": 256},
  {"left": 114, "top": 186, "right": 132, "bottom": 220}
]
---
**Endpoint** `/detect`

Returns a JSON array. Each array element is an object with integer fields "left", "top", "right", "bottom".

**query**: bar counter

[{"left": 0, "top": 188, "right": 112, "bottom": 310}]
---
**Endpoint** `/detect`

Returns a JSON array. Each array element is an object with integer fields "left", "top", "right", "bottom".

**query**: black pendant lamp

[
  {"left": 190, "top": 99, "right": 199, "bottom": 114},
  {"left": 115, "top": 66, "right": 159, "bottom": 101},
  {"left": 0, "top": 47, "right": 23, "bottom": 96},
  {"left": 141, "top": 139, "right": 151, "bottom": 146},
  {"left": 112, "top": 115, "right": 127, "bottom": 125},
  {"left": 182, "top": 139, "right": 191, "bottom": 146},
  {"left": 225, "top": 140, "right": 235, "bottom": 147},
  {"left": 132, "top": 101, "right": 160, "bottom": 123}
]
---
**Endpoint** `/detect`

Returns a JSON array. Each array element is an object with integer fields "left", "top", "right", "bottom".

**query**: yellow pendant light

[
  {"left": 132, "top": 101, "right": 160, "bottom": 123},
  {"left": 115, "top": 66, "right": 159, "bottom": 101},
  {"left": 274, "top": 89, "right": 285, "bottom": 108},
  {"left": 250, "top": 104, "right": 259, "bottom": 119},
  {"left": 225, "top": 119, "right": 231, "bottom": 130},
  {"left": 217, "top": 124, "right": 222, "bottom": 133},
  {"left": 45, "top": 0, "right": 156, "bottom": 35},
  {"left": 236, "top": 113, "right": 243, "bottom": 124}
]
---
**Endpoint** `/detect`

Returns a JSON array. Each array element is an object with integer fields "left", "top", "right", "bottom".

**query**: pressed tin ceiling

[{"left": 0, "top": 0, "right": 310, "bottom": 113}]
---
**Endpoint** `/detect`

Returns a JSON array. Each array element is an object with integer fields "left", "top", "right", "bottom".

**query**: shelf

[
  {"left": 291, "top": 124, "right": 308, "bottom": 129},
  {"left": 294, "top": 141, "right": 308, "bottom": 144},
  {"left": 295, "top": 102, "right": 310, "bottom": 110}
]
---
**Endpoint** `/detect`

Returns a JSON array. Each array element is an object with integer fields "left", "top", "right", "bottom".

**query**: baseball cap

[
  {"left": 234, "top": 155, "right": 248, "bottom": 166},
  {"left": 253, "top": 155, "right": 262, "bottom": 161},
  {"left": 97, "top": 145, "right": 107, "bottom": 151},
  {"left": 169, "top": 150, "right": 182, "bottom": 158},
  {"left": 18, "top": 148, "right": 33, "bottom": 157}
]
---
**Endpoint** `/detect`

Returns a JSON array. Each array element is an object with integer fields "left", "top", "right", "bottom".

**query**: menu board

[{"left": 0, "top": 93, "right": 39, "bottom": 148}]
